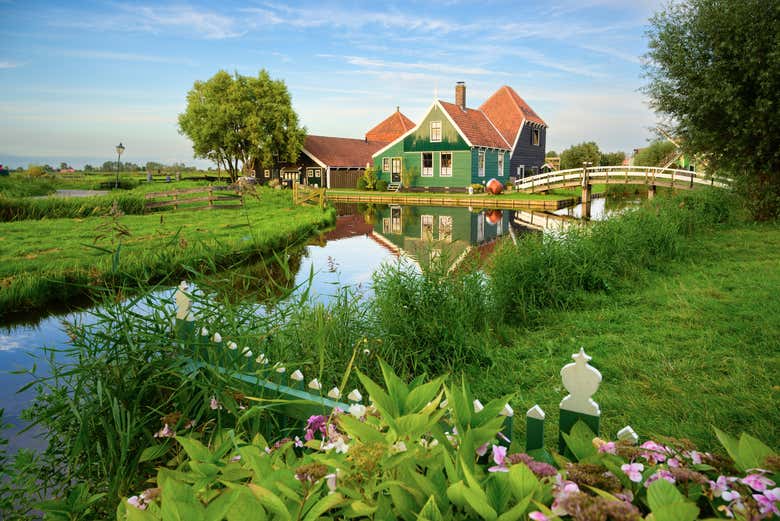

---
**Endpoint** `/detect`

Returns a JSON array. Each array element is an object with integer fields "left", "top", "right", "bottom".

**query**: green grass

[
  {"left": 473, "top": 223, "right": 780, "bottom": 449},
  {"left": 0, "top": 187, "right": 334, "bottom": 314}
]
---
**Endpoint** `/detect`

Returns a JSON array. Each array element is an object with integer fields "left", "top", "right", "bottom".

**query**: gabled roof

[
  {"left": 365, "top": 108, "right": 415, "bottom": 142},
  {"left": 479, "top": 86, "right": 546, "bottom": 147},
  {"left": 439, "top": 101, "right": 511, "bottom": 150},
  {"left": 303, "top": 135, "right": 385, "bottom": 168}
]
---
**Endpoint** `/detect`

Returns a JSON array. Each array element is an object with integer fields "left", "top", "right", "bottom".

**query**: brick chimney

[{"left": 455, "top": 81, "right": 466, "bottom": 110}]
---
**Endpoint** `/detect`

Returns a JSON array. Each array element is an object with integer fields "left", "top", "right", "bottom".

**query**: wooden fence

[
  {"left": 292, "top": 181, "right": 327, "bottom": 208},
  {"left": 173, "top": 284, "right": 641, "bottom": 458},
  {"left": 144, "top": 186, "right": 243, "bottom": 213}
]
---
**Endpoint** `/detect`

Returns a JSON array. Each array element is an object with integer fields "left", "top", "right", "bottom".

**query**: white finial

[
  {"left": 327, "top": 387, "right": 341, "bottom": 399},
  {"left": 211, "top": 332, "right": 222, "bottom": 343},
  {"left": 200, "top": 327, "right": 209, "bottom": 336},
  {"left": 275, "top": 366, "right": 286, "bottom": 373},
  {"left": 559, "top": 348, "right": 602, "bottom": 416},
  {"left": 308, "top": 378, "right": 322, "bottom": 391},
  {"left": 500, "top": 403, "right": 514, "bottom": 417},
  {"left": 290, "top": 370, "right": 304, "bottom": 381},
  {"left": 617, "top": 426, "right": 639, "bottom": 444},
  {"left": 347, "top": 389, "right": 362, "bottom": 402},
  {"left": 527, "top": 404, "right": 545, "bottom": 420},
  {"left": 473, "top": 399, "right": 484, "bottom": 413},
  {"left": 226, "top": 341, "right": 237, "bottom": 350}
]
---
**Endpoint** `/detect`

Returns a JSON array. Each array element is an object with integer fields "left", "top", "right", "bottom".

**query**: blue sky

[{"left": 0, "top": 0, "right": 664, "bottom": 169}]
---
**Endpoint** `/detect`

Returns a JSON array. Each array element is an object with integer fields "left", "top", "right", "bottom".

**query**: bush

[
  {"left": 26, "top": 165, "right": 46, "bottom": 177},
  {"left": 356, "top": 176, "right": 369, "bottom": 190},
  {"left": 470, "top": 183, "right": 484, "bottom": 193},
  {"left": 376, "top": 179, "right": 388, "bottom": 192}
]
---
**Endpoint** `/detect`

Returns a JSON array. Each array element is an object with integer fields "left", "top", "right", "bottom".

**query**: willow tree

[
  {"left": 178, "top": 70, "right": 305, "bottom": 182},
  {"left": 644, "top": 0, "right": 780, "bottom": 220}
]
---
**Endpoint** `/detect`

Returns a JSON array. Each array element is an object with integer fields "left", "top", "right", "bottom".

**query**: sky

[{"left": 0, "top": 0, "right": 666, "bottom": 169}]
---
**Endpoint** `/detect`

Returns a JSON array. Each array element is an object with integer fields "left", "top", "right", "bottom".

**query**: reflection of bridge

[
  {"left": 515, "top": 166, "right": 730, "bottom": 218},
  {"left": 512, "top": 209, "right": 574, "bottom": 232}
]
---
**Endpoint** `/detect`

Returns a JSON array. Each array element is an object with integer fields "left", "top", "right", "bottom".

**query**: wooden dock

[{"left": 326, "top": 192, "right": 575, "bottom": 210}]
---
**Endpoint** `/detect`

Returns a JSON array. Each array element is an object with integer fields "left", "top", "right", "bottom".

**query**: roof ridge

[
  {"left": 502, "top": 85, "right": 523, "bottom": 113},
  {"left": 478, "top": 108, "right": 512, "bottom": 149}
]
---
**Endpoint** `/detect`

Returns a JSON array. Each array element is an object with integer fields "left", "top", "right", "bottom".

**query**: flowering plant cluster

[{"left": 120, "top": 360, "right": 778, "bottom": 521}]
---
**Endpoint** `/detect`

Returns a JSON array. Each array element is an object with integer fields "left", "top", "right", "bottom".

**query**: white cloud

[
  {"left": 319, "top": 54, "right": 502, "bottom": 76},
  {"left": 0, "top": 61, "right": 20, "bottom": 69},
  {"left": 60, "top": 50, "right": 196, "bottom": 66}
]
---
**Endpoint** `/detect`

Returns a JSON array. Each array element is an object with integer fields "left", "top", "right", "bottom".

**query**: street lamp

[{"left": 115, "top": 142, "right": 125, "bottom": 189}]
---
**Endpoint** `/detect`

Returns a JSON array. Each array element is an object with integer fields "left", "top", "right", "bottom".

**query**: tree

[
  {"left": 632, "top": 141, "right": 676, "bottom": 167},
  {"left": 560, "top": 142, "right": 601, "bottom": 170},
  {"left": 546, "top": 150, "right": 558, "bottom": 158},
  {"left": 84, "top": 164, "right": 94, "bottom": 172},
  {"left": 178, "top": 70, "right": 306, "bottom": 182},
  {"left": 644, "top": 0, "right": 780, "bottom": 219},
  {"left": 600, "top": 151, "right": 626, "bottom": 166}
]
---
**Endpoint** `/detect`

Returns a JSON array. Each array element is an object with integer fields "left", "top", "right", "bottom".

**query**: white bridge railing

[{"left": 515, "top": 166, "right": 730, "bottom": 192}]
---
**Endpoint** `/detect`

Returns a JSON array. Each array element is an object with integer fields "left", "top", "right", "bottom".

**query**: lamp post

[{"left": 115, "top": 142, "right": 125, "bottom": 189}]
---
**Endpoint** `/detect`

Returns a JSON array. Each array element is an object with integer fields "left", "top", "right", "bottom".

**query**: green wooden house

[{"left": 372, "top": 82, "right": 545, "bottom": 191}]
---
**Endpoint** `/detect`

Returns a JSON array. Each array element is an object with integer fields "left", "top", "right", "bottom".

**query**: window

[
  {"left": 478, "top": 150, "right": 485, "bottom": 177},
  {"left": 264, "top": 169, "right": 271, "bottom": 178},
  {"left": 382, "top": 218, "right": 390, "bottom": 234},
  {"left": 497, "top": 152, "right": 504, "bottom": 177},
  {"left": 477, "top": 213, "right": 485, "bottom": 242},
  {"left": 382, "top": 157, "right": 390, "bottom": 172},
  {"left": 439, "top": 215, "right": 453, "bottom": 242},
  {"left": 517, "top": 165, "right": 525, "bottom": 178},
  {"left": 421, "top": 214, "right": 434, "bottom": 240},
  {"left": 422, "top": 152, "right": 433, "bottom": 177},
  {"left": 391, "top": 206, "right": 402, "bottom": 234},
  {"left": 307, "top": 168, "right": 315, "bottom": 178},
  {"left": 532, "top": 166, "right": 539, "bottom": 175},
  {"left": 430, "top": 121, "right": 442, "bottom": 142},
  {"left": 314, "top": 168, "right": 321, "bottom": 177},
  {"left": 532, "top": 128, "right": 540, "bottom": 146},
  {"left": 440, "top": 152, "right": 452, "bottom": 177}
]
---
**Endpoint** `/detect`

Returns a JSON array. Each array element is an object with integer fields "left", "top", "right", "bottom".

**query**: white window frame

[
  {"left": 264, "top": 169, "right": 270, "bottom": 178},
  {"left": 517, "top": 165, "right": 525, "bottom": 178},
  {"left": 314, "top": 168, "right": 321, "bottom": 177},
  {"left": 382, "top": 157, "right": 390, "bottom": 172},
  {"left": 440, "top": 152, "right": 452, "bottom": 177},
  {"left": 307, "top": 168, "right": 315, "bottom": 178},
  {"left": 430, "top": 121, "right": 442, "bottom": 142},
  {"left": 438, "top": 215, "right": 453, "bottom": 242},
  {"left": 478, "top": 150, "right": 485, "bottom": 177},
  {"left": 421, "top": 214, "right": 434, "bottom": 240},
  {"left": 497, "top": 152, "right": 504, "bottom": 177},
  {"left": 532, "top": 128, "right": 540, "bottom": 146},
  {"left": 421, "top": 152, "right": 433, "bottom": 177}
]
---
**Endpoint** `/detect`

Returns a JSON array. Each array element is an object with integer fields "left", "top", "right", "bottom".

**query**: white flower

[
  {"left": 275, "top": 366, "right": 286, "bottom": 373},
  {"left": 255, "top": 353, "right": 268, "bottom": 364},
  {"left": 349, "top": 404, "right": 367, "bottom": 419},
  {"left": 327, "top": 387, "right": 341, "bottom": 399},
  {"left": 227, "top": 341, "right": 237, "bottom": 350},
  {"left": 291, "top": 370, "right": 304, "bottom": 381},
  {"left": 392, "top": 441, "right": 407, "bottom": 453},
  {"left": 473, "top": 399, "right": 484, "bottom": 413},
  {"left": 200, "top": 327, "right": 209, "bottom": 336},
  {"left": 308, "top": 378, "right": 322, "bottom": 391},
  {"left": 439, "top": 399, "right": 448, "bottom": 409},
  {"left": 347, "top": 389, "right": 363, "bottom": 402},
  {"left": 323, "top": 438, "right": 349, "bottom": 453},
  {"left": 212, "top": 332, "right": 222, "bottom": 343},
  {"left": 362, "top": 348, "right": 370, "bottom": 355},
  {"left": 500, "top": 404, "right": 514, "bottom": 417}
]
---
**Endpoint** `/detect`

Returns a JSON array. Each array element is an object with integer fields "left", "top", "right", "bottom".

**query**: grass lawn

[
  {"left": 469, "top": 223, "right": 780, "bottom": 449},
  {"left": 0, "top": 188, "right": 334, "bottom": 314}
]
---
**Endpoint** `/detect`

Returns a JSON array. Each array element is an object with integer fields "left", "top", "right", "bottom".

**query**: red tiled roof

[
  {"left": 439, "top": 101, "right": 510, "bottom": 149},
  {"left": 365, "top": 109, "right": 415, "bottom": 142},
  {"left": 303, "top": 135, "right": 386, "bottom": 168},
  {"left": 479, "top": 85, "right": 546, "bottom": 147}
]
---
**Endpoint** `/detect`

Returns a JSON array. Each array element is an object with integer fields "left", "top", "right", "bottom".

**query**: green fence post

[
  {"left": 558, "top": 348, "right": 602, "bottom": 453},
  {"left": 526, "top": 405, "right": 545, "bottom": 452}
]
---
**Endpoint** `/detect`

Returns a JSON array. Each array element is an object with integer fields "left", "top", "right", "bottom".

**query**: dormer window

[
  {"left": 430, "top": 121, "right": 442, "bottom": 142},
  {"left": 532, "top": 127, "right": 540, "bottom": 146}
]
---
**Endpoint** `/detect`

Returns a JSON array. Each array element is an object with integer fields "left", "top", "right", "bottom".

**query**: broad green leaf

[
  {"left": 446, "top": 481, "right": 469, "bottom": 509},
  {"left": 357, "top": 370, "right": 399, "bottom": 418},
  {"left": 175, "top": 436, "right": 212, "bottom": 462},
  {"left": 460, "top": 486, "right": 498, "bottom": 521},
  {"left": 404, "top": 376, "right": 446, "bottom": 413},
  {"left": 651, "top": 502, "right": 700, "bottom": 521},
  {"left": 189, "top": 461, "right": 220, "bottom": 479},
  {"left": 561, "top": 421, "right": 597, "bottom": 461},
  {"left": 247, "top": 484, "right": 291, "bottom": 521},
  {"left": 302, "top": 493, "right": 345, "bottom": 521},
  {"left": 495, "top": 494, "right": 532, "bottom": 521},
  {"left": 346, "top": 500, "right": 377, "bottom": 516},
  {"left": 140, "top": 443, "right": 170, "bottom": 463},
  {"left": 388, "top": 484, "right": 416, "bottom": 520},
  {"left": 713, "top": 428, "right": 741, "bottom": 470},
  {"left": 507, "top": 463, "right": 539, "bottom": 501},
  {"left": 736, "top": 433, "right": 774, "bottom": 471},
  {"left": 125, "top": 503, "right": 158, "bottom": 521},
  {"left": 418, "top": 495, "right": 444, "bottom": 521},
  {"left": 205, "top": 489, "right": 239, "bottom": 521},
  {"left": 338, "top": 414, "right": 384, "bottom": 443},
  {"left": 379, "top": 359, "right": 411, "bottom": 409},
  {"left": 647, "top": 479, "right": 684, "bottom": 512},
  {"left": 226, "top": 487, "right": 267, "bottom": 521},
  {"left": 486, "top": 474, "right": 512, "bottom": 513}
]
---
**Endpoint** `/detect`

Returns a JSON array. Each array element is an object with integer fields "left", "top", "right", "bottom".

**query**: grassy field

[
  {"left": 0, "top": 187, "right": 334, "bottom": 314},
  {"left": 0, "top": 171, "right": 213, "bottom": 197},
  {"left": 472, "top": 223, "right": 780, "bottom": 449}
]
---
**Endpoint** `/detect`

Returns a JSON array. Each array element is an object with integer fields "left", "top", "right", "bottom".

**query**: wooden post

[
  {"left": 581, "top": 166, "right": 592, "bottom": 220},
  {"left": 648, "top": 185, "right": 656, "bottom": 200},
  {"left": 208, "top": 187, "right": 213, "bottom": 209},
  {"left": 558, "top": 348, "right": 602, "bottom": 453},
  {"left": 173, "top": 191, "right": 178, "bottom": 211}
]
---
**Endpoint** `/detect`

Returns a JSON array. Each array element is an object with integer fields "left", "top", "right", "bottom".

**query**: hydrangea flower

[
  {"left": 621, "top": 462, "right": 644, "bottom": 483},
  {"left": 645, "top": 469, "right": 675, "bottom": 487},
  {"left": 742, "top": 473, "right": 775, "bottom": 492},
  {"left": 488, "top": 445, "right": 509, "bottom": 473},
  {"left": 305, "top": 415, "right": 327, "bottom": 441},
  {"left": 598, "top": 441, "right": 617, "bottom": 454},
  {"left": 127, "top": 496, "right": 146, "bottom": 510},
  {"left": 529, "top": 512, "right": 549, "bottom": 521},
  {"left": 639, "top": 440, "right": 668, "bottom": 464},
  {"left": 153, "top": 424, "right": 174, "bottom": 438}
]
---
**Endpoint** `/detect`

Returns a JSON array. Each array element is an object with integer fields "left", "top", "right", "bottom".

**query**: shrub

[
  {"left": 470, "top": 183, "right": 484, "bottom": 193},
  {"left": 376, "top": 179, "right": 388, "bottom": 192},
  {"left": 26, "top": 165, "right": 46, "bottom": 177},
  {"left": 356, "top": 176, "right": 368, "bottom": 190},
  {"left": 0, "top": 193, "right": 146, "bottom": 221}
]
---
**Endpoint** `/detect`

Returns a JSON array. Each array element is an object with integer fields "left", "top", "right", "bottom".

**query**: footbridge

[{"left": 515, "top": 165, "right": 730, "bottom": 218}]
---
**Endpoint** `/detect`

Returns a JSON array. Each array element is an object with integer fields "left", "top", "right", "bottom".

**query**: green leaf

[
  {"left": 418, "top": 495, "right": 444, "bottom": 521},
  {"left": 647, "top": 479, "right": 684, "bottom": 511},
  {"left": 736, "top": 433, "right": 774, "bottom": 471},
  {"left": 652, "top": 502, "right": 700, "bottom": 521},
  {"left": 345, "top": 500, "right": 377, "bottom": 517},
  {"left": 247, "top": 484, "right": 291, "bottom": 521},
  {"left": 388, "top": 484, "right": 417, "bottom": 520},
  {"left": 205, "top": 490, "right": 239, "bottom": 521},
  {"left": 495, "top": 495, "right": 532, "bottom": 521},
  {"left": 562, "top": 421, "right": 598, "bottom": 461},
  {"left": 175, "top": 436, "right": 212, "bottom": 462},
  {"left": 713, "top": 428, "right": 742, "bottom": 470},
  {"left": 140, "top": 443, "right": 171, "bottom": 463},
  {"left": 302, "top": 492, "right": 345, "bottom": 521},
  {"left": 404, "top": 376, "right": 445, "bottom": 413},
  {"left": 357, "top": 370, "right": 399, "bottom": 418},
  {"left": 379, "top": 359, "right": 410, "bottom": 411},
  {"left": 507, "top": 463, "right": 539, "bottom": 501},
  {"left": 337, "top": 414, "right": 385, "bottom": 443},
  {"left": 460, "top": 486, "right": 498, "bottom": 521}
]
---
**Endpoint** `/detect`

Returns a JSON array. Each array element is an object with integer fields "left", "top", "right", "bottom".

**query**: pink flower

[
  {"left": 645, "top": 469, "right": 675, "bottom": 487},
  {"left": 722, "top": 488, "right": 741, "bottom": 503},
  {"left": 742, "top": 473, "right": 775, "bottom": 492},
  {"left": 304, "top": 415, "right": 327, "bottom": 441},
  {"left": 754, "top": 489, "right": 780, "bottom": 518},
  {"left": 686, "top": 450, "right": 702, "bottom": 465},
  {"left": 667, "top": 458, "right": 680, "bottom": 468},
  {"left": 488, "top": 445, "right": 509, "bottom": 472},
  {"left": 598, "top": 441, "right": 617, "bottom": 454},
  {"left": 476, "top": 442, "right": 490, "bottom": 457},
  {"left": 529, "top": 512, "right": 549, "bottom": 521},
  {"left": 621, "top": 462, "right": 644, "bottom": 483},
  {"left": 153, "top": 424, "right": 175, "bottom": 438},
  {"left": 639, "top": 441, "right": 668, "bottom": 464},
  {"left": 209, "top": 397, "right": 222, "bottom": 410},
  {"left": 551, "top": 478, "right": 580, "bottom": 515},
  {"left": 127, "top": 496, "right": 146, "bottom": 510}
]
